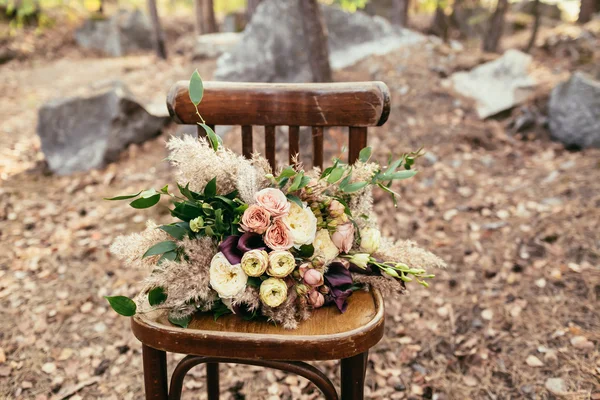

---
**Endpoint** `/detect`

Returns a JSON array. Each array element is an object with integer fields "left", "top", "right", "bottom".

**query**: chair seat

[{"left": 131, "top": 289, "right": 384, "bottom": 361}]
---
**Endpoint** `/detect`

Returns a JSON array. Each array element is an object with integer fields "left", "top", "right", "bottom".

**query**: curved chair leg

[
  {"left": 142, "top": 345, "right": 168, "bottom": 400},
  {"left": 168, "top": 355, "right": 339, "bottom": 400},
  {"left": 206, "top": 362, "right": 219, "bottom": 400},
  {"left": 341, "top": 351, "right": 368, "bottom": 400}
]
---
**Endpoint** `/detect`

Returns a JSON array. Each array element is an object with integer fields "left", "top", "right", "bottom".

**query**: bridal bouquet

[{"left": 105, "top": 72, "right": 445, "bottom": 329}]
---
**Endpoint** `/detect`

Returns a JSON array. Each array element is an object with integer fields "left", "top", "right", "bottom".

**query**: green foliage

[
  {"left": 189, "top": 70, "right": 204, "bottom": 106},
  {"left": 168, "top": 313, "right": 192, "bottom": 328},
  {"left": 143, "top": 241, "right": 178, "bottom": 258},
  {"left": 105, "top": 296, "right": 136, "bottom": 316},
  {"left": 148, "top": 287, "right": 167, "bottom": 306}
]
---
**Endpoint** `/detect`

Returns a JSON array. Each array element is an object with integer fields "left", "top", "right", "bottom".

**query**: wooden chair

[{"left": 132, "top": 81, "right": 391, "bottom": 400}]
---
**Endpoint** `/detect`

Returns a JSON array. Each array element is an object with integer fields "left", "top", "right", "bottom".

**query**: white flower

[
  {"left": 312, "top": 229, "right": 340, "bottom": 265},
  {"left": 267, "top": 250, "right": 296, "bottom": 278},
  {"left": 190, "top": 217, "right": 204, "bottom": 233},
  {"left": 259, "top": 278, "right": 288, "bottom": 307},
  {"left": 209, "top": 252, "right": 247, "bottom": 299},
  {"left": 349, "top": 253, "right": 370, "bottom": 269},
  {"left": 241, "top": 249, "right": 269, "bottom": 277},
  {"left": 282, "top": 201, "right": 318, "bottom": 246},
  {"left": 360, "top": 227, "right": 381, "bottom": 254}
]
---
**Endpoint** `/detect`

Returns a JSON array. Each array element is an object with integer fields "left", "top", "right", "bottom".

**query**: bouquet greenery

[{"left": 105, "top": 72, "right": 445, "bottom": 329}]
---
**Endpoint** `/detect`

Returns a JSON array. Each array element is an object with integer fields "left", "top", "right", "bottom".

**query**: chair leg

[
  {"left": 340, "top": 351, "right": 368, "bottom": 400},
  {"left": 206, "top": 362, "right": 219, "bottom": 400},
  {"left": 142, "top": 345, "right": 168, "bottom": 400}
]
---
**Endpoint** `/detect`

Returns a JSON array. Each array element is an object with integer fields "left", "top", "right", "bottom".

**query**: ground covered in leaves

[{"left": 1, "top": 18, "right": 599, "bottom": 400}]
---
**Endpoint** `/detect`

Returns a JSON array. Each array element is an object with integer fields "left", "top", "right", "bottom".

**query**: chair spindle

[
  {"left": 348, "top": 126, "right": 367, "bottom": 165},
  {"left": 242, "top": 125, "right": 253, "bottom": 158},
  {"left": 312, "top": 127, "right": 324, "bottom": 170},
  {"left": 265, "top": 125, "right": 276, "bottom": 170},
  {"left": 288, "top": 126, "right": 300, "bottom": 165}
]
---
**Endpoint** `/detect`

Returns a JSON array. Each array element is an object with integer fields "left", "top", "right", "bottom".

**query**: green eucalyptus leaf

[
  {"left": 105, "top": 296, "right": 136, "bottom": 316},
  {"left": 189, "top": 70, "right": 204, "bottom": 106},
  {"left": 159, "top": 224, "right": 188, "bottom": 240},
  {"left": 204, "top": 177, "right": 217, "bottom": 197},
  {"left": 320, "top": 166, "right": 334, "bottom": 179},
  {"left": 278, "top": 166, "right": 296, "bottom": 179},
  {"left": 168, "top": 313, "right": 192, "bottom": 328},
  {"left": 327, "top": 167, "right": 345, "bottom": 183},
  {"left": 158, "top": 250, "right": 178, "bottom": 264},
  {"left": 298, "top": 175, "right": 311, "bottom": 190},
  {"left": 129, "top": 194, "right": 160, "bottom": 209},
  {"left": 385, "top": 170, "right": 418, "bottom": 180},
  {"left": 358, "top": 147, "right": 372, "bottom": 162},
  {"left": 341, "top": 181, "right": 368, "bottom": 193},
  {"left": 288, "top": 172, "right": 304, "bottom": 192},
  {"left": 199, "top": 123, "right": 220, "bottom": 151},
  {"left": 148, "top": 287, "right": 168, "bottom": 306},
  {"left": 297, "top": 244, "right": 314, "bottom": 258},
  {"left": 104, "top": 191, "right": 142, "bottom": 201},
  {"left": 143, "top": 241, "right": 178, "bottom": 258},
  {"left": 286, "top": 194, "right": 303, "bottom": 208}
]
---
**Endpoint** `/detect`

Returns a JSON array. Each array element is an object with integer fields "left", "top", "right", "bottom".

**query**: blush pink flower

[
  {"left": 264, "top": 218, "right": 294, "bottom": 250},
  {"left": 255, "top": 188, "right": 290, "bottom": 217},
  {"left": 240, "top": 204, "right": 271, "bottom": 234},
  {"left": 331, "top": 222, "right": 355, "bottom": 253},
  {"left": 328, "top": 199, "right": 346, "bottom": 218},
  {"left": 308, "top": 290, "right": 325, "bottom": 308},
  {"left": 303, "top": 268, "right": 324, "bottom": 287}
]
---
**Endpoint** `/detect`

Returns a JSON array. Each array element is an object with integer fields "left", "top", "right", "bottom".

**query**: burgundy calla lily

[
  {"left": 218, "top": 233, "right": 270, "bottom": 265},
  {"left": 323, "top": 262, "right": 354, "bottom": 313}
]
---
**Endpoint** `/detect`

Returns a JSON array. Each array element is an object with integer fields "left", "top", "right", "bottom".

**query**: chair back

[{"left": 166, "top": 81, "right": 391, "bottom": 169}]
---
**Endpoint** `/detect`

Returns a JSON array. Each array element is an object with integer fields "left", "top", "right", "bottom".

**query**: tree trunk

[
  {"left": 147, "top": 0, "right": 167, "bottom": 59},
  {"left": 194, "top": 0, "right": 204, "bottom": 34},
  {"left": 299, "top": 0, "right": 333, "bottom": 82},
  {"left": 202, "top": 0, "right": 218, "bottom": 33},
  {"left": 578, "top": 0, "right": 595, "bottom": 23},
  {"left": 429, "top": 0, "right": 449, "bottom": 41},
  {"left": 526, "top": 0, "right": 540, "bottom": 52},
  {"left": 247, "top": 0, "right": 263, "bottom": 21},
  {"left": 482, "top": 0, "right": 509, "bottom": 53},
  {"left": 393, "top": 0, "right": 409, "bottom": 27}
]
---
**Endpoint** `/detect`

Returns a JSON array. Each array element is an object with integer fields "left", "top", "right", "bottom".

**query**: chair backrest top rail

[{"left": 167, "top": 81, "right": 391, "bottom": 127}]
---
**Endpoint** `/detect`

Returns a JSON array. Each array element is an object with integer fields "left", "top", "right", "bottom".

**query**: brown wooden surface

[
  {"left": 312, "top": 127, "right": 324, "bottom": 169},
  {"left": 288, "top": 126, "right": 300, "bottom": 165},
  {"left": 348, "top": 127, "right": 368, "bottom": 164},
  {"left": 241, "top": 125, "right": 252, "bottom": 158},
  {"left": 142, "top": 345, "right": 168, "bottom": 400},
  {"left": 167, "top": 81, "right": 390, "bottom": 127},
  {"left": 265, "top": 125, "right": 276, "bottom": 169},
  {"left": 131, "top": 290, "right": 384, "bottom": 361}
]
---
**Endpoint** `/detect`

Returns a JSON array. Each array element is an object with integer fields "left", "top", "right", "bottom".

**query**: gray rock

[
  {"left": 451, "top": 49, "right": 537, "bottom": 119},
  {"left": 214, "top": 0, "right": 424, "bottom": 82},
  {"left": 548, "top": 72, "right": 600, "bottom": 149},
  {"left": 514, "top": 1, "right": 562, "bottom": 20},
  {"left": 37, "top": 81, "right": 168, "bottom": 175},
  {"left": 75, "top": 9, "right": 154, "bottom": 57},
  {"left": 192, "top": 32, "right": 242, "bottom": 60}
]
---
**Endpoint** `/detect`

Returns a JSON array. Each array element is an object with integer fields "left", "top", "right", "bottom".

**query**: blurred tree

[
  {"left": 578, "top": 0, "right": 596, "bottom": 23},
  {"left": 147, "top": 0, "right": 168, "bottom": 59},
  {"left": 482, "top": 0, "right": 508, "bottom": 52},
  {"left": 299, "top": 0, "right": 333, "bottom": 82},
  {"left": 202, "top": 0, "right": 218, "bottom": 33},
  {"left": 526, "top": 0, "right": 540, "bottom": 52},
  {"left": 247, "top": 0, "right": 263, "bottom": 20},
  {"left": 194, "top": 0, "right": 203, "bottom": 34},
  {"left": 393, "top": 0, "right": 409, "bottom": 27},
  {"left": 429, "top": 0, "right": 449, "bottom": 41}
]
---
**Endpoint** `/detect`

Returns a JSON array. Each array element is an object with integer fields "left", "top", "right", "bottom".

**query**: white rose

[
  {"left": 312, "top": 229, "right": 340, "bottom": 265},
  {"left": 282, "top": 201, "right": 318, "bottom": 246},
  {"left": 209, "top": 252, "right": 248, "bottom": 299},
  {"left": 360, "top": 227, "right": 381, "bottom": 254},
  {"left": 267, "top": 250, "right": 296, "bottom": 278}
]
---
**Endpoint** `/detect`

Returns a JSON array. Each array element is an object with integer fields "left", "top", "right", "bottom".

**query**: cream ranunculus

[
  {"left": 360, "top": 227, "right": 381, "bottom": 254},
  {"left": 267, "top": 250, "right": 296, "bottom": 278},
  {"left": 209, "top": 252, "right": 248, "bottom": 299},
  {"left": 312, "top": 229, "right": 340, "bottom": 265},
  {"left": 282, "top": 201, "right": 317, "bottom": 246},
  {"left": 240, "top": 249, "right": 269, "bottom": 277},
  {"left": 259, "top": 277, "right": 288, "bottom": 307}
]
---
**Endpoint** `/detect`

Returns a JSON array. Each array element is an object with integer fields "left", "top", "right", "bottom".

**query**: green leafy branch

[{"left": 189, "top": 70, "right": 221, "bottom": 151}]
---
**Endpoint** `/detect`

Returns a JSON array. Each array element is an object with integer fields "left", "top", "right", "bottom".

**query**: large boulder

[
  {"left": 513, "top": 1, "right": 562, "bottom": 20},
  {"left": 75, "top": 9, "right": 154, "bottom": 57},
  {"left": 37, "top": 81, "right": 169, "bottom": 175},
  {"left": 548, "top": 72, "right": 600, "bottom": 149},
  {"left": 450, "top": 49, "right": 537, "bottom": 119},
  {"left": 214, "top": 0, "right": 423, "bottom": 82}
]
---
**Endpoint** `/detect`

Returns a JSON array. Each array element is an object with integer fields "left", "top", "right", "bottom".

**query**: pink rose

[
  {"left": 240, "top": 205, "right": 271, "bottom": 234},
  {"left": 303, "top": 269, "right": 324, "bottom": 287},
  {"left": 255, "top": 188, "right": 290, "bottom": 217},
  {"left": 308, "top": 290, "right": 325, "bottom": 308},
  {"left": 264, "top": 218, "right": 294, "bottom": 250},
  {"left": 328, "top": 199, "right": 345, "bottom": 218},
  {"left": 331, "top": 222, "right": 355, "bottom": 253},
  {"left": 298, "top": 262, "right": 311, "bottom": 278}
]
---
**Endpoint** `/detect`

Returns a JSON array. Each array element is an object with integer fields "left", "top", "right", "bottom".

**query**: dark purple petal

[
  {"left": 324, "top": 262, "right": 353, "bottom": 287},
  {"left": 237, "top": 232, "right": 269, "bottom": 253},
  {"left": 218, "top": 235, "right": 243, "bottom": 265}
]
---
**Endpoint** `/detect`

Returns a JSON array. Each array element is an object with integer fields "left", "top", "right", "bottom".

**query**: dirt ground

[{"left": 1, "top": 15, "right": 599, "bottom": 400}]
